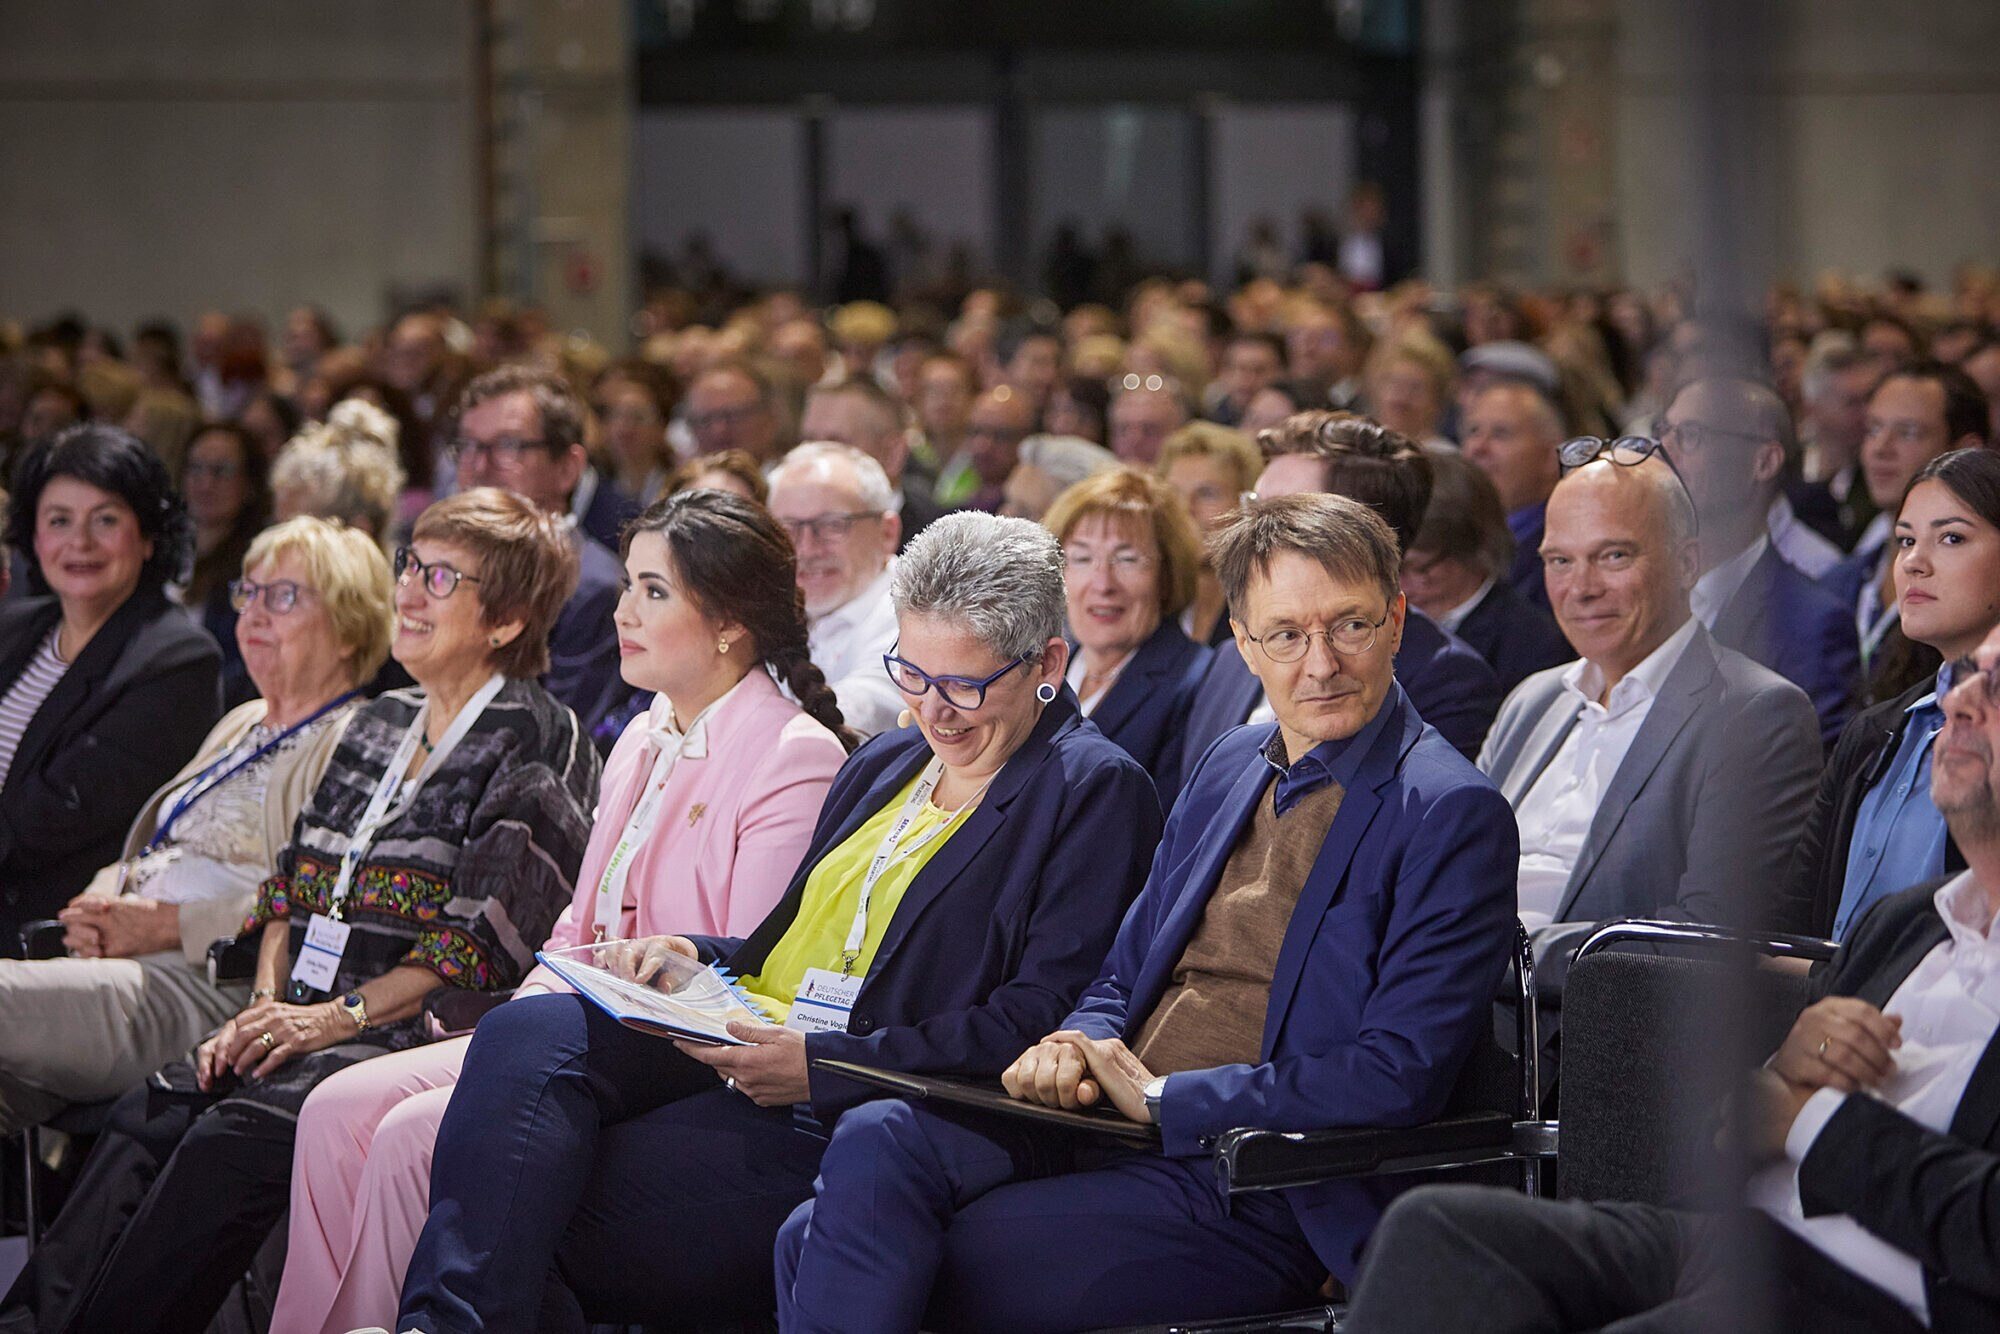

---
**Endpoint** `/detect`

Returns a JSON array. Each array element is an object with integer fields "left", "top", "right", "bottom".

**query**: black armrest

[
  {"left": 20, "top": 918, "right": 67, "bottom": 959},
  {"left": 207, "top": 933, "right": 261, "bottom": 985},
  {"left": 423, "top": 988, "right": 514, "bottom": 1036},
  {"left": 1214, "top": 1112, "right": 1519, "bottom": 1193}
]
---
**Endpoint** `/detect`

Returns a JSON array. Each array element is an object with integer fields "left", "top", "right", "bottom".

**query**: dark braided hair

[{"left": 621, "top": 488, "right": 859, "bottom": 753}]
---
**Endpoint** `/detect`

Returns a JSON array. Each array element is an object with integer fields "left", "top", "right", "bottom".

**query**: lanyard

[
  {"left": 838, "top": 758, "right": 991, "bottom": 976},
  {"left": 329, "top": 673, "right": 506, "bottom": 916},
  {"left": 144, "top": 691, "right": 360, "bottom": 853},
  {"left": 591, "top": 696, "right": 723, "bottom": 941}
]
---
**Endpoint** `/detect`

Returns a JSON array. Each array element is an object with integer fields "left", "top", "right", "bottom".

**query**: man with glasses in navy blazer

[{"left": 774, "top": 493, "right": 1519, "bottom": 1332}]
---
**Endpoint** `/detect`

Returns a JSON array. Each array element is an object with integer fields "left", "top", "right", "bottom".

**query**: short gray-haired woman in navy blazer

[{"left": 394, "top": 510, "right": 1166, "bottom": 1333}]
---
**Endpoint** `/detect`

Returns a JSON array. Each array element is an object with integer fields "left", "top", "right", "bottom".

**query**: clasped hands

[
  {"left": 57, "top": 893, "right": 178, "bottom": 959},
  {"left": 1003, "top": 1030, "right": 1158, "bottom": 1124},
  {"left": 194, "top": 997, "right": 355, "bottom": 1090},
  {"left": 1724, "top": 995, "right": 1903, "bottom": 1164}
]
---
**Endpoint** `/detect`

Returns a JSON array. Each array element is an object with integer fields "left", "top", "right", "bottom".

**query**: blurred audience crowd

[{"left": 1, "top": 247, "right": 1998, "bottom": 1333}]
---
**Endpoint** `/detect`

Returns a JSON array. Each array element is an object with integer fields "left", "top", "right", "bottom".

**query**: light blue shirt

[{"left": 1834, "top": 665, "right": 1954, "bottom": 941}]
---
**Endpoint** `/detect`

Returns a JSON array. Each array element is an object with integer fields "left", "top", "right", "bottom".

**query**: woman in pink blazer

[{"left": 271, "top": 491, "right": 854, "bottom": 1334}]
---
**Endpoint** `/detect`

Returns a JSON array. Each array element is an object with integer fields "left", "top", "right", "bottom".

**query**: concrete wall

[
  {"left": 1616, "top": 0, "right": 2000, "bottom": 288},
  {"left": 0, "top": 1, "right": 478, "bottom": 336}
]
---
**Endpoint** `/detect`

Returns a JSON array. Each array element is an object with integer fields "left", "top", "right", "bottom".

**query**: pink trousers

[{"left": 271, "top": 1036, "right": 470, "bottom": 1334}]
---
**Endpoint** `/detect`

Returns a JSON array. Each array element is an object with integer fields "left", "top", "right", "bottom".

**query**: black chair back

[{"left": 1558, "top": 951, "right": 1813, "bottom": 1207}]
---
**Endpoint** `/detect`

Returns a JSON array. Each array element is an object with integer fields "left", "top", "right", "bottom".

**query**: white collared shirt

[
  {"left": 1510, "top": 617, "right": 1701, "bottom": 929},
  {"left": 1436, "top": 578, "right": 1497, "bottom": 636},
  {"left": 807, "top": 563, "right": 904, "bottom": 739},
  {"left": 1748, "top": 870, "right": 2000, "bottom": 1324},
  {"left": 1767, "top": 494, "right": 1842, "bottom": 580},
  {"left": 1689, "top": 536, "right": 1769, "bottom": 631}
]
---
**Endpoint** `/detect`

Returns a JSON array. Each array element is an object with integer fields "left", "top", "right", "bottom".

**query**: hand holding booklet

[{"left": 535, "top": 940, "right": 775, "bottom": 1046}]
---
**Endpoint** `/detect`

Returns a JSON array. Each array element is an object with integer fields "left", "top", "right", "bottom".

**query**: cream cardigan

[{"left": 82, "top": 696, "right": 359, "bottom": 967}]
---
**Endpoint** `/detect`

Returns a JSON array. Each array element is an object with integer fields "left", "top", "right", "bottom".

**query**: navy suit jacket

[
  {"left": 686, "top": 690, "right": 1163, "bottom": 1122},
  {"left": 1177, "top": 607, "right": 1501, "bottom": 786},
  {"left": 1452, "top": 579, "right": 1573, "bottom": 694},
  {"left": 1506, "top": 502, "right": 1551, "bottom": 610},
  {"left": 546, "top": 533, "right": 637, "bottom": 739},
  {"left": 1711, "top": 544, "right": 1861, "bottom": 749},
  {"left": 574, "top": 471, "right": 644, "bottom": 553},
  {"left": 1079, "top": 619, "right": 1211, "bottom": 804},
  {"left": 1067, "top": 685, "right": 1518, "bottom": 1282}
]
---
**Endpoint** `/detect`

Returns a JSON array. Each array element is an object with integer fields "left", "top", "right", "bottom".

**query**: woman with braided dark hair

[
  {"left": 394, "top": 511, "right": 1163, "bottom": 1333},
  {"left": 271, "top": 487, "right": 853, "bottom": 1334}
]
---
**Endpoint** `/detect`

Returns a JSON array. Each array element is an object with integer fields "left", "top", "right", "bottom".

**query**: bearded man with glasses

[
  {"left": 769, "top": 443, "right": 905, "bottom": 738},
  {"left": 1478, "top": 444, "right": 1823, "bottom": 997}
]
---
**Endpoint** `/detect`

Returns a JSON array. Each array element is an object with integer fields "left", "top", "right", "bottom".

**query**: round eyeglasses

[
  {"left": 1243, "top": 611, "right": 1391, "bottom": 663},
  {"left": 227, "top": 579, "right": 309, "bottom": 615},
  {"left": 882, "top": 648, "right": 1031, "bottom": 711},
  {"left": 394, "top": 547, "right": 482, "bottom": 599}
]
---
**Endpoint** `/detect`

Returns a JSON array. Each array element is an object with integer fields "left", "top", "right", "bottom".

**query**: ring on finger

[
  {"left": 259, "top": 1031, "right": 277, "bottom": 1050},
  {"left": 1817, "top": 1037, "right": 1829, "bottom": 1059},
  {"left": 725, "top": 1076, "right": 738, "bottom": 1091}
]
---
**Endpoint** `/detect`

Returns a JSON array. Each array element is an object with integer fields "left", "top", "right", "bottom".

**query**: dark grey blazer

[{"left": 1478, "top": 620, "right": 1822, "bottom": 990}]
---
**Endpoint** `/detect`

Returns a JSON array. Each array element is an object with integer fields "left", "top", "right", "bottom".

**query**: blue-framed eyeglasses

[{"left": 882, "top": 645, "right": 1031, "bottom": 711}]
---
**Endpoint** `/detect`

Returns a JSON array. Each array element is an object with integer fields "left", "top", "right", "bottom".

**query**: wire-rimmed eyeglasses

[
  {"left": 227, "top": 579, "right": 310, "bottom": 615},
  {"left": 1242, "top": 610, "right": 1392, "bottom": 663}
]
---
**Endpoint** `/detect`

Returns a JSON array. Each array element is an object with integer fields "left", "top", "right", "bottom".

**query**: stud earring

[
  {"left": 488, "top": 635, "right": 502, "bottom": 647},
  {"left": 897, "top": 708, "right": 914, "bottom": 728},
  {"left": 717, "top": 638, "right": 730, "bottom": 654},
  {"left": 1035, "top": 682, "right": 1058, "bottom": 703}
]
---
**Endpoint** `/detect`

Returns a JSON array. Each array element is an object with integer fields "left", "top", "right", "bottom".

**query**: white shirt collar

[
  {"left": 1690, "top": 535, "right": 1768, "bottom": 629},
  {"left": 1436, "top": 578, "right": 1496, "bottom": 634},
  {"left": 569, "top": 465, "right": 600, "bottom": 525},
  {"left": 645, "top": 672, "right": 755, "bottom": 760},
  {"left": 810, "top": 562, "right": 896, "bottom": 637},
  {"left": 1934, "top": 870, "right": 2000, "bottom": 952},
  {"left": 1561, "top": 615, "right": 1699, "bottom": 715}
]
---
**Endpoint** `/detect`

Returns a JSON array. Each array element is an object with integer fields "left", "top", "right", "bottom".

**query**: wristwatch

[
  {"left": 1143, "top": 1075, "right": 1168, "bottom": 1124},
  {"left": 337, "top": 990, "right": 371, "bottom": 1032}
]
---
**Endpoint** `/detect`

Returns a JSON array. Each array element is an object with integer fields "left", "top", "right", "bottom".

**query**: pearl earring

[
  {"left": 897, "top": 709, "right": 914, "bottom": 728},
  {"left": 717, "top": 638, "right": 730, "bottom": 654}
]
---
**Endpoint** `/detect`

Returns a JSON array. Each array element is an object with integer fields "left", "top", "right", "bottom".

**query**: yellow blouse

[{"left": 741, "top": 767, "right": 977, "bottom": 1016}]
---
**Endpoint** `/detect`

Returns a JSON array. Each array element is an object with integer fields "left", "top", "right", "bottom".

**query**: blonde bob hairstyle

[
  {"left": 1155, "top": 420, "right": 1263, "bottom": 499},
  {"left": 241, "top": 516, "right": 397, "bottom": 685},
  {"left": 1041, "top": 466, "right": 1203, "bottom": 620}
]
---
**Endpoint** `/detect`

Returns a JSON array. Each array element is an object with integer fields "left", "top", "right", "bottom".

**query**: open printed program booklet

[{"left": 535, "top": 940, "right": 775, "bottom": 1046}]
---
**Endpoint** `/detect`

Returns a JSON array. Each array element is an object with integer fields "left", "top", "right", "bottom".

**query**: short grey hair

[
  {"left": 771, "top": 441, "right": 895, "bottom": 513},
  {"left": 892, "top": 511, "right": 1066, "bottom": 662},
  {"left": 271, "top": 399, "right": 406, "bottom": 545},
  {"left": 1015, "top": 434, "right": 1119, "bottom": 493}
]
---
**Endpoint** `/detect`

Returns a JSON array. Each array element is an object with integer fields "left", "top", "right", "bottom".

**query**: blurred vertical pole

[{"left": 1676, "top": 0, "right": 1781, "bottom": 345}]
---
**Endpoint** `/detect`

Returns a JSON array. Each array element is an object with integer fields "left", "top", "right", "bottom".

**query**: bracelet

[{"left": 249, "top": 987, "right": 278, "bottom": 1002}]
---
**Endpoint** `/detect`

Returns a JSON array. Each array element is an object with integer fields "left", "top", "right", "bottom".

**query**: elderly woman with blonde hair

[
  {"left": 271, "top": 398, "right": 407, "bottom": 547},
  {"left": 3, "top": 489, "right": 601, "bottom": 1334},
  {"left": 1043, "top": 465, "right": 1211, "bottom": 798},
  {"left": 0, "top": 516, "right": 392, "bottom": 1137},
  {"left": 1156, "top": 420, "right": 1263, "bottom": 646}
]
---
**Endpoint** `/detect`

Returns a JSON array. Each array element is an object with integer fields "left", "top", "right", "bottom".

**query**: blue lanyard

[{"left": 144, "top": 691, "right": 360, "bottom": 853}]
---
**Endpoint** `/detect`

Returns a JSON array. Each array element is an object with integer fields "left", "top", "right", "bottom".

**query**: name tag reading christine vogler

[
  {"left": 290, "top": 913, "right": 352, "bottom": 993},
  {"left": 783, "top": 967, "right": 861, "bottom": 1035}
]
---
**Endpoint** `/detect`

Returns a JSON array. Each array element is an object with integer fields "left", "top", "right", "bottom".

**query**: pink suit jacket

[{"left": 541, "top": 670, "right": 848, "bottom": 954}]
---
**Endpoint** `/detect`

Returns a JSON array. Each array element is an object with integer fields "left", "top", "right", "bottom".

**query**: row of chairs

[{"left": 7, "top": 917, "right": 1839, "bottom": 1332}]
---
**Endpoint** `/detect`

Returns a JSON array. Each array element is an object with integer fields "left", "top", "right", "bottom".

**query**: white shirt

[
  {"left": 1436, "top": 579, "right": 1497, "bottom": 636},
  {"left": 1065, "top": 648, "right": 1133, "bottom": 717},
  {"left": 1511, "top": 618, "right": 1700, "bottom": 930},
  {"left": 808, "top": 564, "right": 904, "bottom": 739},
  {"left": 1767, "top": 494, "right": 1842, "bottom": 580},
  {"left": 1748, "top": 871, "right": 2000, "bottom": 1324},
  {"left": 1689, "top": 536, "right": 1768, "bottom": 631}
]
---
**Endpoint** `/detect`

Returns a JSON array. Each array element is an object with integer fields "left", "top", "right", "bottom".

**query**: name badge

[
  {"left": 290, "top": 913, "right": 352, "bottom": 993},
  {"left": 783, "top": 967, "right": 862, "bottom": 1035}
]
